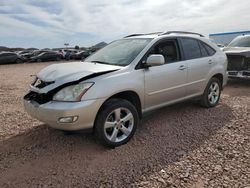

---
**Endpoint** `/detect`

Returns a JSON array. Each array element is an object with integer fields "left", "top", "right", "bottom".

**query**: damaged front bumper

[
  {"left": 226, "top": 53, "right": 250, "bottom": 79},
  {"left": 227, "top": 70, "right": 250, "bottom": 79},
  {"left": 23, "top": 97, "right": 105, "bottom": 131}
]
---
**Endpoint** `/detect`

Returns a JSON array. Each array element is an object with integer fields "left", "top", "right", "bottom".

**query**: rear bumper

[
  {"left": 227, "top": 70, "right": 250, "bottom": 79},
  {"left": 23, "top": 98, "right": 105, "bottom": 131}
]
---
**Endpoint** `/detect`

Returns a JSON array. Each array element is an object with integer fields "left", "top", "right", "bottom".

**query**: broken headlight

[{"left": 53, "top": 82, "right": 94, "bottom": 102}]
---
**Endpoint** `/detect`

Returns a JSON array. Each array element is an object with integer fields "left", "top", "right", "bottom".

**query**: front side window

[
  {"left": 85, "top": 38, "right": 152, "bottom": 66},
  {"left": 228, "top": 36, "right": 250, "bottom": 47},
  {"left": 181, "top": 38, "right": 201, "bottom": 60},
  {"left": 149, "top": 40, "right": 180, "bottom": 63}
]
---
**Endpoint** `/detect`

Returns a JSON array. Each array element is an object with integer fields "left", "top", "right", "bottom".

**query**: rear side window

[{"left": 181, "top": 38, "right": 201, "bottom": 60}]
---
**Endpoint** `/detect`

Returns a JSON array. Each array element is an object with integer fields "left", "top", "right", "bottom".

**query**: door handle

[
  {"left": 178, "top": 65, "right": 187, "bottom": 70},
  {"left": 208, "top": 59, "right": 213, "bottom": 64}
]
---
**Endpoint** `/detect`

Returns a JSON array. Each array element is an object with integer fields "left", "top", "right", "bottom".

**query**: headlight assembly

[{"left": 53, "top": 82, "right": 94, "bottom": 102}]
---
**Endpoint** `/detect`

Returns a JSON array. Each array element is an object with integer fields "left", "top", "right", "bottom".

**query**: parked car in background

[
  {"left": 58, "top": 49, "right": 68, "bottom": 58},
  {"left": 59, "top": 49, "right": 79, "bottom": 59},
  {"left": 71, "top": 51, "right": 91, "bottom": 60},
  {"left": 0, "top": 52, "right": 24, "bottom": 64},
  {"left": 17, "top": 50, "right": 31, "bottom": 55},
  {"left": 223, "top": 35, "right": 250, "bottom": 78},
  {"left": 32, "top": 50, "right": 51, "bottom": 57},
  {"left": 65, "top": 51, "right": 76, "bottom": 60},
  {"left": 30, "top": 51, "right": 62, "bottom": 62},
  {"left": 24, "top": 31, "right": 228, "bottom": 147},
  {"left": 19, "top": 51, "right": 35, "bottom": 61}
]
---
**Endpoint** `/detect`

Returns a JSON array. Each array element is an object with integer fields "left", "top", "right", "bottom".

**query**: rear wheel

[
  {"left": 94, "top": 98, "right": 139, "bottom": 147},
  {"left": 200, "top": 77, "right": 222, "bottom": 108},
  {"left": 37, "top": 58, "right": 42, "bottom": 62}
]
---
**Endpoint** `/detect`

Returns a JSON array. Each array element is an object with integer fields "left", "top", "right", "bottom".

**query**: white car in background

[{"left": 223, "top": 35, "right": 250, "bottom": 78}]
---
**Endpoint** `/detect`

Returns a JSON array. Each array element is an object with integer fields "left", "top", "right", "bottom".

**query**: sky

[{"left": 0, "top": 0, "right": 249, "bottom": 48}]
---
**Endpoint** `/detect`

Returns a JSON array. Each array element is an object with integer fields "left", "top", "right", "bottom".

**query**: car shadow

[
  {"left": 227, "top": 78, "right": 250, "bottom": 87},
  {"left": 224, "top": 78, "right": 250, "bottom": 97},
  {"left": 0, "top": 101, "right": 233, "bottom": 187}
]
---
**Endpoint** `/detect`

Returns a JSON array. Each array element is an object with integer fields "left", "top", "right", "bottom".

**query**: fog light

[{"left": 58, "top": 116, "right": 78, "bottom": 123}]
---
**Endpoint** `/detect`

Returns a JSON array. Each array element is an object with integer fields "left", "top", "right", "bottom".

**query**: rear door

[
  {"left": 144, "top": 39, "right": 188, "bottom": 109},
  {"left": 179, "top": 37, "right": 215, "bottom": 96}
]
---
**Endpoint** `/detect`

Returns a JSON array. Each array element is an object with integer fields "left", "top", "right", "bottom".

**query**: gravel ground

[{"left": 0, "top": 62, "right": 249, "bottom": 188}]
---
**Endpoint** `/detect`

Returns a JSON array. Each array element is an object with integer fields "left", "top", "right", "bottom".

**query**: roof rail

[
  {"left": 159, "top": 31, "right": 204, "bottom": 37},
  {"left": 124, "top": 34, "right": 144, "bottom": 38},
  {"left": 124, "top": 32, "right": 162, "bottom": 38}
]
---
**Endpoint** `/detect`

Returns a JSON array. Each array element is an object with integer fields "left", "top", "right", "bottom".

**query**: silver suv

[{"left": 24, "top": 31, "right": 228, "bottom": 147}]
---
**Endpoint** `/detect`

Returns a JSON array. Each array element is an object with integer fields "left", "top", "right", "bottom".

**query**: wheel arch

[
  {"left": 211, "top": 73, "right": 223, "bottom": 87},
  {"left": 94, "top": 90, "right": 142, "bottom": 128}
]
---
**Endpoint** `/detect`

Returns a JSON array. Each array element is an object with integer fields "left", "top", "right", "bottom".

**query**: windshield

[
  {"left": 228, "top": 36, "right": 250, "bottom": 47},
  {"left": 85, "top": 38, "right": 152, "bottom": 66}
]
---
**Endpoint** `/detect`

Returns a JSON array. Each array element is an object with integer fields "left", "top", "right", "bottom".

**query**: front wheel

[
  {"left": 200, "top": 77, "right": 222, "bottom": 108},
  {"left": 94, "top": 98, "right": 139, "bottom": 148}
]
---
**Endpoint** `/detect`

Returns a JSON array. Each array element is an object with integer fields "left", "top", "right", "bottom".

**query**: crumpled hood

[
  {"left": 223, "top": 47, "right": 250, "bottom": 57},
  {"left": 37, "top": 62, "right": 121, "bottom": 82},
  {"left": 32, "top": 62, "right": 121, "bottom": 94}
]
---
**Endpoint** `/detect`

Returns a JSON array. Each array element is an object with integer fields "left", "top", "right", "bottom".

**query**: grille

[
  {"left": 227, "top": 55, "right": 249, "bottom": 71},
  {"left": 243, "top": 71, "right": 250, "bottom": 76},
  {"left": 24, "top": 91, "right": 52, "bottom": 104},
  {"left": 228, "top": 71, "right": 238, "bottom": 76}
]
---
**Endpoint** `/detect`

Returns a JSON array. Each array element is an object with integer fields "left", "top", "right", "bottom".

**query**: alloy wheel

[
  {"left": 208, "top": 82, "right": 220, "bottom": 105},
  {"left": 104, "top": 107, "right": 134, "bottom": 143}
]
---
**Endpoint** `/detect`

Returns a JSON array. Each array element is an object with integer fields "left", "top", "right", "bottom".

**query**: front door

[{"left": 144, "top": 39, "right": 188, "bottom": 110}]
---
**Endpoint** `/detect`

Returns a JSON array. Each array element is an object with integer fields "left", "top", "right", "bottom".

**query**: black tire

[
  {"left": 15, "top": 58, "right": 22, "bottom": 64},
  {"left": 94, "top": 98, "right": 139, "bottom": 148},
  {"left": 200, "top": 77, "right": 222, "bottom": 108},
  {"left": 37, "top": 59, "right": 42, "bottom": 62}
]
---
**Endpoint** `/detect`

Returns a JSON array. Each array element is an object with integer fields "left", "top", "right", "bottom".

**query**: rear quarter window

[
  {"left": 203, "top": 43, "right": 216, "bottom": 56},
  {"left": 198, "top": 42, "right": 209, "bottom": 57}
]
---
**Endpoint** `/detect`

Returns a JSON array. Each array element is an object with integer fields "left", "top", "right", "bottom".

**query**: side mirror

[{"left": 146, "top": 54, "right": 165, "bottom": 67}]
